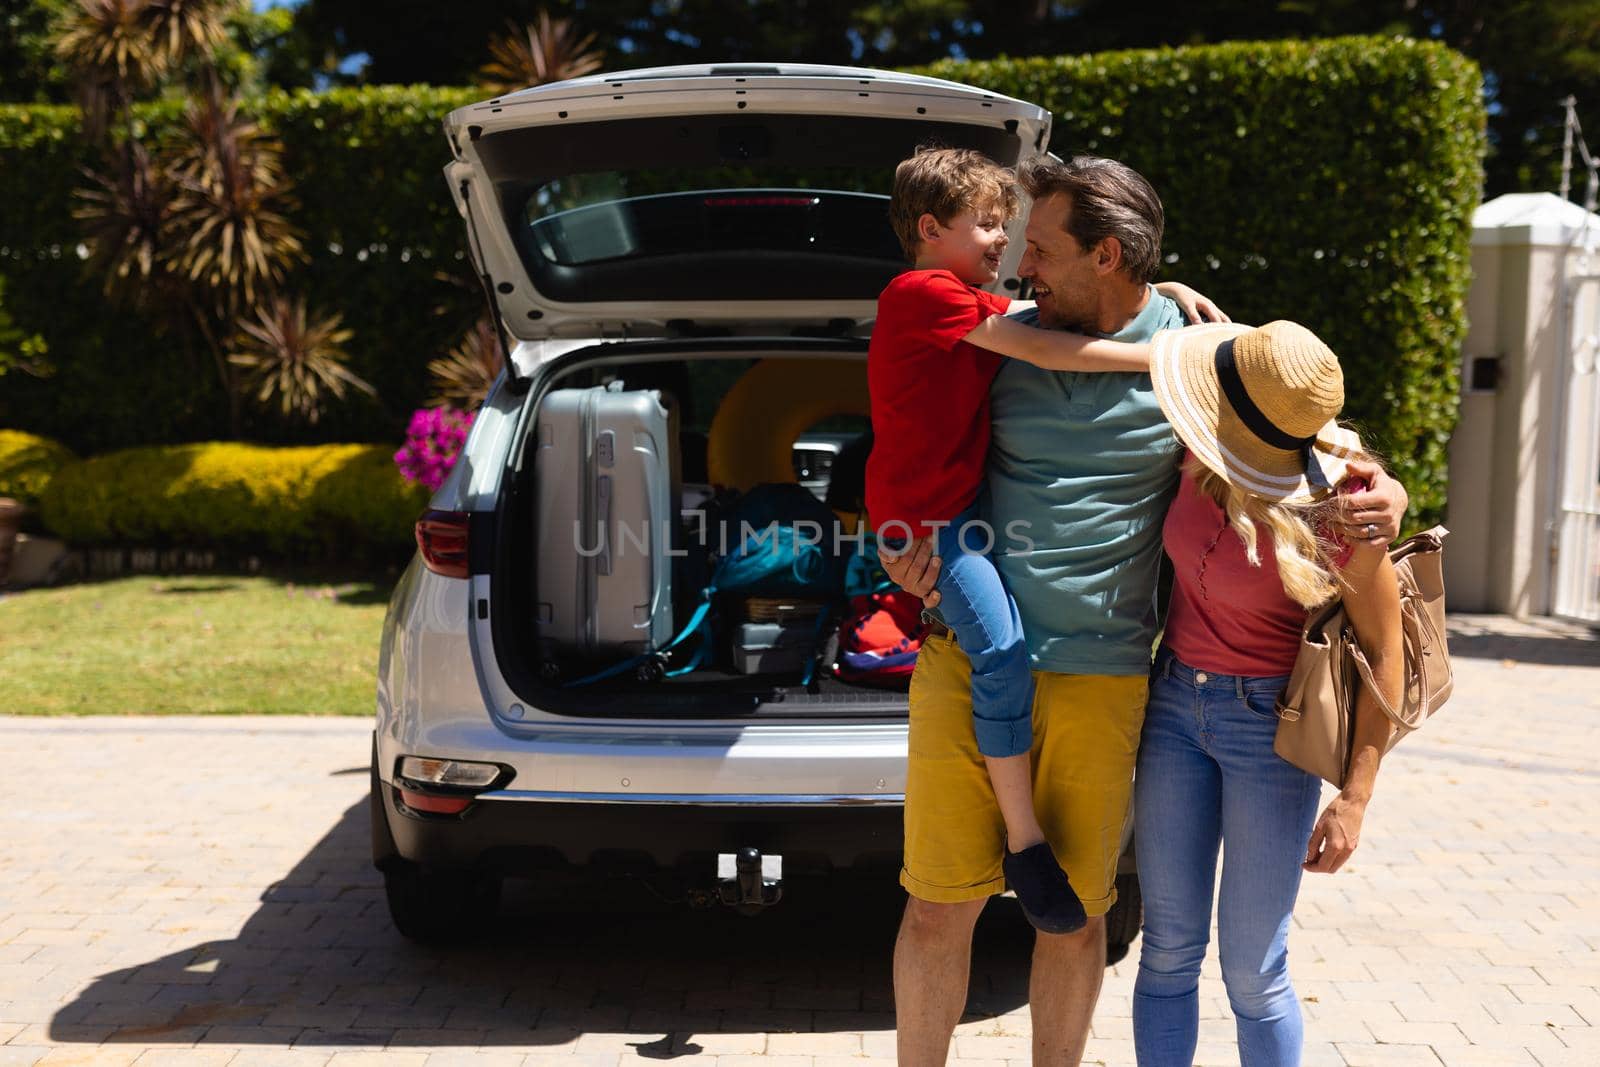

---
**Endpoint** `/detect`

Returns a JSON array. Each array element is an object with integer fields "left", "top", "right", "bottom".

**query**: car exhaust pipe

[{"left": 716, "top": 847, "right": 783, "bottom": 914}]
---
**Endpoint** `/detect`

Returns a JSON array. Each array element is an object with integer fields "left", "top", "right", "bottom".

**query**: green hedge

[
  {"left": 0, "top": 86, "right": 481, "bottom": 452},
  {"left": 913, "top": 37, "right": 1484, "bottom": 521},
  {"left": 1, "top": 38, "right": 1484, "bottom": 518},
  {"left": 40, "top": 442, "right": 430, "bottom": 559},
  {"left": 0, "top": 429, "right": 76, "bottom": 507}
]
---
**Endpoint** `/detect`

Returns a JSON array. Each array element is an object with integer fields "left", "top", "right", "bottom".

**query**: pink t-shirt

[{"left": 1162, "top": 459, "right": 1362, "bottom": 677}]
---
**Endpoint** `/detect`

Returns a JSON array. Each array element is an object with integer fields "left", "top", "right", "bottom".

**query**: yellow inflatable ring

[{"left": 706, "top": 357, "right": 870, "bottom": 494}]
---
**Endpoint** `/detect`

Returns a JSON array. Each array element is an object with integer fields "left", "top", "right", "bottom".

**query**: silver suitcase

[{"left": 534, "top": 383, "right": 678, "bottom": 665}]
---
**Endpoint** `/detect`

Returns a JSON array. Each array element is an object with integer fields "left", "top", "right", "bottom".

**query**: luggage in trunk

[
  {"left": 729, "top": 620, "right": 823, "bottom": 675},
  {"left": 534, "top": 383, "right": 679, "bottom": 665},
  {"left": 726, "top": 596, "right": 830, "bottom": 675}
]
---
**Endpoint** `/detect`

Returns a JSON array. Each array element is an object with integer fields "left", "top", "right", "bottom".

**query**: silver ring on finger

[{"left": 1364, "top": 523, "right": 1379, "bottom": 541}]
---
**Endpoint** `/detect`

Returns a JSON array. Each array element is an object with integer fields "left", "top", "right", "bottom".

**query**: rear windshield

[
  {"left": 526, "top": 185, "right": 896, "bottom": 267},
  {"left": 477, "top": 113, "right": 1023, "bottom": 303}
]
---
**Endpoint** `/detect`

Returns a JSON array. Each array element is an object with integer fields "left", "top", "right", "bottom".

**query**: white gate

[{"left": 1553, "top": 274, "right": 1600, "bottom": 623}]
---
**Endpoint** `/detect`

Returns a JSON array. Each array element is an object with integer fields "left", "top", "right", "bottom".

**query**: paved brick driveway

[{"left": 1, "top": 614, "right": 1596, "bottom": 1066}]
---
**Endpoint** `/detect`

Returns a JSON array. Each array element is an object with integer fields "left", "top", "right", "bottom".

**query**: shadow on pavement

[
  {"left": 1446, "top": 629, "right": 1600, "bottom": 667},
  {"left": 52, "top": 796, "right": 1036, "bottom": 1048}
]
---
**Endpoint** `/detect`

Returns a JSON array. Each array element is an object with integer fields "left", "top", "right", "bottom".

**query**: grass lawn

[{"left": 0, "top": 574, "right": 394, "bottom": 715}]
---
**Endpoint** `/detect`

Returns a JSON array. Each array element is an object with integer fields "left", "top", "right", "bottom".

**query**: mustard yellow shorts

[{"left": 901, "top": 633, "right": 1148, "bottom": 915}]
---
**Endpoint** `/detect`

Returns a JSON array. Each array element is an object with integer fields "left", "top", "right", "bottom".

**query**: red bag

[{"left": 832, "top": 590, "right": 930, "bottom": 687}]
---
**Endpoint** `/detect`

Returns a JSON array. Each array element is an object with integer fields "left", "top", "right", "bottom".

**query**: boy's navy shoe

[{"left": 1003, "top": 841, "right": 1088, "bottom": 934}]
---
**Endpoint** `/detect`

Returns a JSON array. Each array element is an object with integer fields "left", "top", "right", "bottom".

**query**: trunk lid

[{"left": 442, "top": 63, "right": 1051, "bottom": 366}]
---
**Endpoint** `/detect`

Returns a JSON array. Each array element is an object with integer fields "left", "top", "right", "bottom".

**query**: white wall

[{"left": 1446, "top": 195, "right": 1599, "bottom": 617}]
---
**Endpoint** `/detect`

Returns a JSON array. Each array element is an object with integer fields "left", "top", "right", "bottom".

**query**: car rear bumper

[
  {"left": 376, "top": 714, "right": 911, "bottom": 800},
  {"left": 378, "top": 782, "right": 904, "bottom": 875}
]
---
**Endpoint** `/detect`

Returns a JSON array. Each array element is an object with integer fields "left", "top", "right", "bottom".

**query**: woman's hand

[
  {"left": 1311, "top": 538, "right": 1401, "bottom": 875},
  {"left": 876, "top": 536, "right": 942, "bottom": 609},
  {"left": 1154, "top": 281, "right": 1231, "bottom": 324},
  {"left": 1304, "top": 791, "right": 1368, "bottom": 873}
]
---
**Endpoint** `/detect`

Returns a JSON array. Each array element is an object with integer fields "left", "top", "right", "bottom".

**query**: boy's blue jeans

[
  {"left": 886, "top": 505, "right": 1033, "bottom": 758},
  {"left": 1133, "top": 649, "right": 1322, "bottom": 1067}
]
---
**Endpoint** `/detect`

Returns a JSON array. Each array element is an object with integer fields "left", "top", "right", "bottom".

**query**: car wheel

[
  {"left": 1104, "top": 871, "right": 1142, "bottom": 966},
  {"left": 382, "top": 860, "right": 502, "bottom": 944}
]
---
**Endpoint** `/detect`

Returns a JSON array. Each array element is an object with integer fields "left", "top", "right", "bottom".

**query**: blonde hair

[
  {"left": 1190, "top": 459, "right": 1350, "bottom": 610},
  {"left": 888, "top": 146, "right": 1020, "bottom": 261}
]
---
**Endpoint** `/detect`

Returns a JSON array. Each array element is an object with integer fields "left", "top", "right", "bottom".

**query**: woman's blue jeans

[{"left": 1133, "top": 649, "right": 1322, "bottom": 1067}]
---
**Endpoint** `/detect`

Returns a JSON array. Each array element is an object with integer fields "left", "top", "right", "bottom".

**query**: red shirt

[
  {"left": 865, "top": 269, "right": 1011, "bottom": 537},
  {"left": 1162, "top": 459, "right": 1361, "bottom": 676}
]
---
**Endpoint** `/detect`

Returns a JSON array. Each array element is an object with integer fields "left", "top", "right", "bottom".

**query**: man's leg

[
  {"left": 1030, "top": 916, "right": 1106, "bottom": 1064},
  {"left": 894, "top": 895, "right": 988, "bottom": 1065},
  {"left": 897, "top": 635, "right": 1009, "bottom": 1063},
  {"left": 1026, "top": 671, "right": 1149, "bottom": 1064}
]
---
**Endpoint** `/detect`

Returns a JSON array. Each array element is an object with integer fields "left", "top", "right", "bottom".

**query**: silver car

[{"left": 371, "top": 62, "right": 1140, "bottom": 953}]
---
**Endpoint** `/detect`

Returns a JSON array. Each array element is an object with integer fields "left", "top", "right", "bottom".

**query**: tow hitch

[{"left": 716, "top": 847, "right": 783, "bottom": 913}]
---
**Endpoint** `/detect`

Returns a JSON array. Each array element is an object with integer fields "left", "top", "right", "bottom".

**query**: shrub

[
  {"left": 2, "top": 39, "right": 1484, "bottom": 518},
  {"left": 39, "top": 442, "right": 430, "bottom": 559},
  {"left": 0, "top": 429, "right": 77, "bottom": 507},
  {"left": 913, "top": 37, "right": 1485, "bottom": 521}
]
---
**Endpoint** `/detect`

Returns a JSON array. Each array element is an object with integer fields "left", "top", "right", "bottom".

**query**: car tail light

[
  {"left": 415, "top": 510, "right": 469, "bottom": 578},
  {"left": 399, "top": 757, "right": 502, "bottom": 788},
  {"left": 398, "top": 790, "right": 473, "bottom": 815},
  {"left": 394, "top": 757, "right": 508, "bottom": 818}
]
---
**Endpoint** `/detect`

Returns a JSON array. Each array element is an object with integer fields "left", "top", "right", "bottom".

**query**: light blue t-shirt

[{"left": 978, "top": 287, "right": 1187, "bottom": 676}]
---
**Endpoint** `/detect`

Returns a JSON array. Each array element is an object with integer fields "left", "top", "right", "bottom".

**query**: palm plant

[
  {"left": 58, "top": 0, "right": 373, "bottom": 434},
  {"left": 160, "top": 86, "right": 306, "bottom": 429},
  {"left": 164, "top": 85, "right": 305, "bottom": 321},
  {"left": 427, "top": 316, "right": 504, "bottom": 408},
  {"left": 478, "top": 10, "right": 604, "bottom": 95},
  {"left": 54, "top": 0, "right": 162, "bottom": 141},
  {"left": 55, "top": 0, "right": 229, "bottom": 139},
  {"left": 228, "top": 296, "right": 373, "bottom": 424},
  {"left": 71, "top": 137, "right": 175, "bottom": 306},
  {"left": 141, "top": 0, "right": 227, "bottom": 72}
]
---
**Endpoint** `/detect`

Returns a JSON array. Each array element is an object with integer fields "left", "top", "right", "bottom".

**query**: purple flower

[{"left": 395, "top": 406, "right": 476, "bottom": 491}]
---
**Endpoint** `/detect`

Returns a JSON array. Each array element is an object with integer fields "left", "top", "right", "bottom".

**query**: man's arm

[
  {"left": 877, "top": 536, "right": 943, "bottom": 609},
  {"left": 1339, "top": 459, "right": 1409, "bottom": 544}
]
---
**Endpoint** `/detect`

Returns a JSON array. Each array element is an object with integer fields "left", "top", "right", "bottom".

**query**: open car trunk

[
  {"left": 488, "top": 341, "right": 920, "bottom": 721},
  {"left": 449, "top": 64, "right": 1051, "bottom": 720}
]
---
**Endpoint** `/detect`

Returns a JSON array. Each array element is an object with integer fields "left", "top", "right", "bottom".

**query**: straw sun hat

[{"left": 1149, "top": 320, "right": 1364, "bottom": 503}]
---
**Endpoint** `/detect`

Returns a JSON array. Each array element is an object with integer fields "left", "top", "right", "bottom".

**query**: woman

[{"left": 1134, "top": 320, "right": 1405, "bottom": 1067}]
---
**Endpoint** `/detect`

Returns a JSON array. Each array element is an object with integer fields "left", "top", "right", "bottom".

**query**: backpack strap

[{"left": 564, "top": 584, "right": 718, "bottom": 687}]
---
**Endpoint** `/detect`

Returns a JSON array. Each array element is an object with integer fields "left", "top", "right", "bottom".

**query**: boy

[{"left": 866, "top": 146, "right": 1168, "bottom": 932}]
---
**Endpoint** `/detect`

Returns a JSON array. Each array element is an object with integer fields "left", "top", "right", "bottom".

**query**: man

[{"left": 881, "top": 155, "right": 1407, "bottom": 1065}]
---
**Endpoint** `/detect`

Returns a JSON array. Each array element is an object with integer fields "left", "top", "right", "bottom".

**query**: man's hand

[
  {"left": 1304, "top": 792, "right": 1366, "bottom": 873},
  {"left": 877, "top": 536, "right": 942, "bottom": 609},
  {"left": 1339, "top": 459, "right": 1409, "bottom": 546}
]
